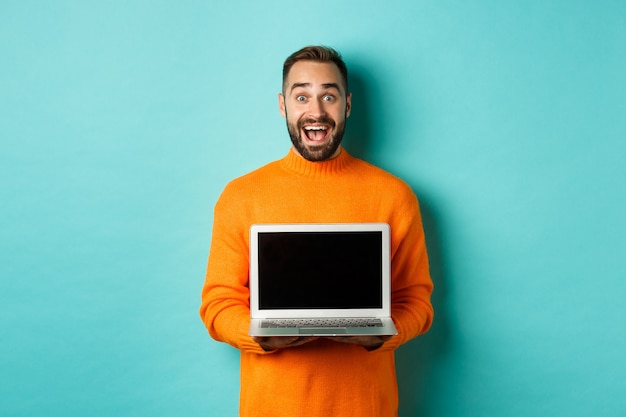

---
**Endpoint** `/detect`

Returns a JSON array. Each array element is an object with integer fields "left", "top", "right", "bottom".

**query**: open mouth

[{"left": 302, "top": 125, "right": 330, "bottom": 143}]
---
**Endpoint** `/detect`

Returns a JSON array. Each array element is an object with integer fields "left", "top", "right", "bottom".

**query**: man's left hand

[{"left": 329, "top": 335, "right": 392, "bottom": 351}]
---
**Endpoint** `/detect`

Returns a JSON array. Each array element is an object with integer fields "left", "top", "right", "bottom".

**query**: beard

[{"left": 286, "top": 115, "right": 346, "bottom": 162}]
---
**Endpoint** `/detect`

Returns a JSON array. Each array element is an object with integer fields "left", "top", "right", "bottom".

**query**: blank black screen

[{"left": 257, "top": 231, "right": 383, "bottom": 309}]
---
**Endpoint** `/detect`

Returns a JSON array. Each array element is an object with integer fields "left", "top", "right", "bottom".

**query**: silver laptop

[{"left": 248, "top": 223, "right": 397, "bottom": 337}]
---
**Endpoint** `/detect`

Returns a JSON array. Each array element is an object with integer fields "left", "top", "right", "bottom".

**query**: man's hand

[
  {"left": 330, "top": 335, "right": 392, "bottom": 351},
  {"left": 253, "top": 336, "right": 318, "bottom": 351}
]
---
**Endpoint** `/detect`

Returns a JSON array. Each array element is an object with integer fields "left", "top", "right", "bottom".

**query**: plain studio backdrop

[{"left": 1, "top": 1, "right": 624, "bottom": 416}]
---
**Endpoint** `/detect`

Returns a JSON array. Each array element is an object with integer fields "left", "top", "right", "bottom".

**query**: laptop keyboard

[{"left": 261, "top": 318, "right": 383, "bottom": 328}]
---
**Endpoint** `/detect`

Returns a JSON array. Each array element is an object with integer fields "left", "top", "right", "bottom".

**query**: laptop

[{"left": 248, "top": 223, "right": 397, "bottom": 337}]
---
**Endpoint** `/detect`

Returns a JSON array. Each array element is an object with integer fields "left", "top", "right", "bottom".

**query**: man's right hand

[{"left": 252, "top": 336, "right": 318, "bottom": 351}]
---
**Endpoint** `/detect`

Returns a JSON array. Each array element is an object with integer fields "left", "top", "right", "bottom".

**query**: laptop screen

[{"left": 257, "top": 231, "right": 383, "bottom": 310}]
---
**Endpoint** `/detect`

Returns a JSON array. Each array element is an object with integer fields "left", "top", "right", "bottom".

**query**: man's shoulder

[
  {"left": 351, "top": 156, "right": 414, "bottom": 191},
  {"left": 233, "top": 159, "right": 280, "bottom": 180},
  {"left": 220, "top": 158, "right": 282, "bottom": 195}
]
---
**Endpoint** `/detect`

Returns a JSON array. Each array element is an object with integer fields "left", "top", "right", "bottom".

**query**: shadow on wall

[
  {"left": 346, "top": 65, "right": 451, "bottom": 417},
  {"left": 397, "top": 196, "right": 451, "bottom": 417},
  {"left": 343, "top": 66, "right": 373, "bottom": 160}
]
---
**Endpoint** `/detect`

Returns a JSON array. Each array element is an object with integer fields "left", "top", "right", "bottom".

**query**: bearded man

[{"left": 200, "top": 45, "right": 434, "bottom": 417}]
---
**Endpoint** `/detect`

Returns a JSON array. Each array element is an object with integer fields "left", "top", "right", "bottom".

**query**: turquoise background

[{"left": 1, "top": 1, "right": 624, "bottom": 416}]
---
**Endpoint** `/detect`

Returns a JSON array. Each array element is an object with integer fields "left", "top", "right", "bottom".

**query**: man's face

[{"left": 279, "top": 61, "right": 352, "bottom": 161}]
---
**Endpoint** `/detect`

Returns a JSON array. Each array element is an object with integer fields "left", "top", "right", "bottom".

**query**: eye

[
  {"left": 296, "top": 95, "right": 307, "bottom": 102},
  {"left": 323, "top": 95, "right": 335, "bottom": 102}
]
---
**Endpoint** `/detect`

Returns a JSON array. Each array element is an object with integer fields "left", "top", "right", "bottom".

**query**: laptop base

[{"left": 249, "top": 318, "right": 397, "bottom": 337}]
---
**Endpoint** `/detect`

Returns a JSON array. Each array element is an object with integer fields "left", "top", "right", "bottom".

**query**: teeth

[{"left": 304, "top": 126, "right": 327, "bottom": 131}]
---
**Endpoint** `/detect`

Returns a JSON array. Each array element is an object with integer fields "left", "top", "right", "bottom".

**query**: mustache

[{"left": 297, "top": 117, "right": 336, "bottom": 129}]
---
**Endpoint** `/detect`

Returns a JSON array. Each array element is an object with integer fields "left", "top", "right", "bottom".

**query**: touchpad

[{"left": 299, "top": 328, "right": 348, "bottom": 335}]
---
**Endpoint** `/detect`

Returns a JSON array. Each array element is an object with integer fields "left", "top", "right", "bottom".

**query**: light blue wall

[{"left": 1, "top": 1, "right": 624, "bottom": 416}]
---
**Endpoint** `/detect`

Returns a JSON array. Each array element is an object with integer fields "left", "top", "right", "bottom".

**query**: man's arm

[
  {"left": 377, "top": 191, "right": 435, "bottom": 351},
  {"left": 199, "top": 190, "right": 270, "bottom": 354}
]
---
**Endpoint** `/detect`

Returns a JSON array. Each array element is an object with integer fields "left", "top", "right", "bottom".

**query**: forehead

[{"left": 284, "top": 61, "right": 346, "bottom": 94}]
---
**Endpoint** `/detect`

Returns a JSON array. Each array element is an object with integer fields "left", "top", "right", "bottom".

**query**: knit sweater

[{"left": 200, "top": 149, "right": 434, "bottom": 417}]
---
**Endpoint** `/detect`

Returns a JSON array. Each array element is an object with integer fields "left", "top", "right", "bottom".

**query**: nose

[{"left": 308, "top": 97, "right": 326, "bottom": 118}]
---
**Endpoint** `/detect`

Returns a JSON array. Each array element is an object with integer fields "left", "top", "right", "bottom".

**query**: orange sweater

[{"left": 200, "top": 149, "right": 434, "bottom": 417}]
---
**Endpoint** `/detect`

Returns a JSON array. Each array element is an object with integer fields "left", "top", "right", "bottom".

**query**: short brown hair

[{"left": 282, "top": 46, "right": 349, "bottom": 94}]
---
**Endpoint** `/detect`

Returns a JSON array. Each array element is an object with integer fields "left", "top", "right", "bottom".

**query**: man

[{"left": 200, "top": 46, "right": 434, "bottom": 417}]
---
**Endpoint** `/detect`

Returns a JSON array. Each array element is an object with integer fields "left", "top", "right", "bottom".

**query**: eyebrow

[{"left": 289, "top": 82, "right": 343, "bottom": 94}]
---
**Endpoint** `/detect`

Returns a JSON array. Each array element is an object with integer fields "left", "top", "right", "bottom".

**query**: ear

[
  {"left": 278, "top": 93, "right": 286, "bottom": 118},
  {"left": 345, "top": 93, "right": 352, "bottom": 118}
]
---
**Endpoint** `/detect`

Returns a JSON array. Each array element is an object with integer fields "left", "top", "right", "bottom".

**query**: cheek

[
  {"left": 286, "top": 108, "right": 305, "bottom": 123},
  {"left": 333, "top": 108, "right": 348, "bottom": 122}
]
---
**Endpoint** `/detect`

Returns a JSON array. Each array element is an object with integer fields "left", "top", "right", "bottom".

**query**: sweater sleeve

[
  {"left": 378, "top": 188, "right": 434, "bottom": 352},
  {"left": 199, "top": 185, "right": 269, "bottom": 355}
]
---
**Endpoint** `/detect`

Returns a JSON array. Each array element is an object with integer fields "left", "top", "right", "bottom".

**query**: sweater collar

[{"left": 279, "top": 147, "right": 353, "bottom": 177}]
